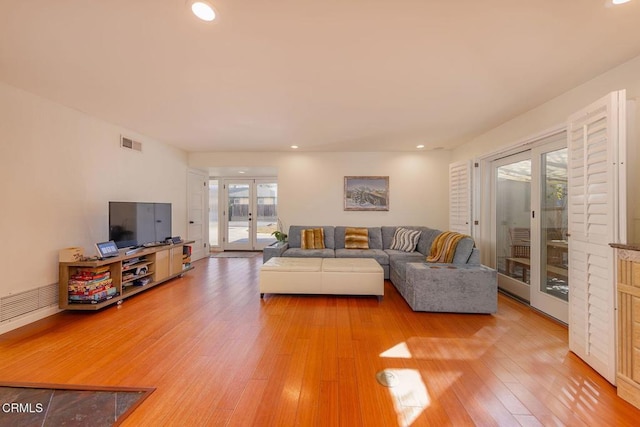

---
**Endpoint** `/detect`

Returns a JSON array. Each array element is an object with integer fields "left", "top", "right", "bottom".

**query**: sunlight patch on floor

[
  {"left": 378, "top": 369, "right": 430, "bottom": 426},
  {"left": 404, "top": 337, "right": 489, "bottom": 360},
  {"left": 379, "top": 342, "right": 412, "bottom": 359}
]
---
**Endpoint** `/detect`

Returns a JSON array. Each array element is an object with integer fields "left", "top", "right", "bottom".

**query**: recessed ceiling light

[
  {"left": 191, "top": 1, "right": 216, "bottom": 21},
  {"left": 238, "top": 171, "right": 245, "bottom": 174},
  {"left": 612, "top": 0, "right": 631, "bottom": 4},
  {"left": 291, "top": 145, "right": 299, "bottom": 149},
  {"left": 416, "top": 144, "right": 425, "bottom": 149}
]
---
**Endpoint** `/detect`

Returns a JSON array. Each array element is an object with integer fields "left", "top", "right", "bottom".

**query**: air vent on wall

[
  {"left": 0, "top": 283, "right": 58, "bottom": 322},
  {"left": 120, "top": 135, "right": 143, "bottom": 152}
]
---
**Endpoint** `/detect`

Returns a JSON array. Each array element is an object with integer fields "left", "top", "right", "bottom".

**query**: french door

[
  {"left": 530, "top": 141, "right": 569, "bottom": 322},
  {"left": 493, "top": 133, "right": 569, "bottom": 322},
  {"left": 482, "top": 90, "right": 626, "bottom": 384},
  {"left": 493, "top": 151, "right": 533, "bottom": 300},
  {"left": 223, "top": 179, "right": 278, "bottom": 250}
]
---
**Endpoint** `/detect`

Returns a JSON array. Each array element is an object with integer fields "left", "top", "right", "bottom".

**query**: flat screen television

[{"left": 109, "top": 202, "right": 172, "bottom": 249}]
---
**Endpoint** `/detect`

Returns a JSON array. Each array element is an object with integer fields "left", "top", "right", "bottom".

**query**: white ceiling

[{"left": 2, "top": 0, "right": 640, "bottom": 153}]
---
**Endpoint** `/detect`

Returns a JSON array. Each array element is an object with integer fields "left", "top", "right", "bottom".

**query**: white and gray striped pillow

[{"left": 389, "top": 228, "right": 421, "bottom": 252}]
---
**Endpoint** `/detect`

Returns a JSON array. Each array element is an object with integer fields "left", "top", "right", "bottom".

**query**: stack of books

[{"left": 68, "top": 266, "right": 117, "bottom": 304}]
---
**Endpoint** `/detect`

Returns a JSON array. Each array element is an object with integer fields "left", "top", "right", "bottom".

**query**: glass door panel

[
  {"left": 495, "top": 155, "right": 532, "bottom": 301},
  {"left": 255, "top": 181, "right": 278, "bottom": 249},
  {"left": 209, "top": 179, "right": 219, "bottom": 249},
  {"left": 540, "top": 148, "right": 568, "bottom": 301},
  {"left": 530, "top": 142, "right": 569, "bottom": 324},
  {"left": 225, "top": 181, "right": 252, "bottom": 250}
]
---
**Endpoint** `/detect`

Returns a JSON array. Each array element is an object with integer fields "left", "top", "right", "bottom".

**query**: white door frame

[
  {"left": 253, "top": 178, "right": 279, "bottom": 251},
  {"left": 221, "top": 178, "right": 278, "bottom": 251},
  {"left": 490, "top": 150, "right": 532, "bottom": 302},
  {"left": 478, "top": 126, "right": 568, "bottom": 315},
  {"left": 530, "top": 138, "right": 569, "bottom": 323},
  {"left": 208, "top": 178, "right": 221, "bottom": 251},
  {"left": 187, "top": 168, "right": 209, "bottom": 261},
  {"left": 487, "top": 133, "right": 569, "bottom": 322},
  {"left": 223, "top": 179, "right": 254, "bottom": 251},
  {"left": 477, "top": 125, "right": 566, "bottom": 267}
]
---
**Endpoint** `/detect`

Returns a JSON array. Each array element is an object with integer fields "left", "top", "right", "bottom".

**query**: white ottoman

[
  {"left": 321, "top": 258, "right": 384, "bottom": 298},
  {"left": 260, "top": 257, "right": 322, "bottom": 298}
]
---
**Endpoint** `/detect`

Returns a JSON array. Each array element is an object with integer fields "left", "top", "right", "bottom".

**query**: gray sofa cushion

[
  {"left": 334, "top": 226, "right": 383, "bottom": 250},
  {"left": 450, "top": 237, "right": 475, "bottom": 264},
  {"left": 283, "top": 248, "right": 335, "bottom": 258},
  {"left": 381, "top": 226, "right": 398, "bottom": 249},
  {"left": 467, "top": 248, "right": 480, "bottom": 265},
  {"left": 386, "top": 249, "right": 425, "bottom": 261},
  {"left": 416, "top": 228, "right": 442, "bottom": 255},
  {"left": 389, "top": 257, "right": 411, "bottom": 283},
  {"left": 388, "top": 251, "right": 426, "bottom": 282},
  {"left": 288, "top": 226, "right": 335, "bottom": 249},
  {"left": 334, "top": 248, "right": 389, "bottom": 265}
]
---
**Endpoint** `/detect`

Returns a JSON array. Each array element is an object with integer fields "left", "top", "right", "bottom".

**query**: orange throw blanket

[{"left": 427, "top": 231, "right": 469, "bottom": 263}]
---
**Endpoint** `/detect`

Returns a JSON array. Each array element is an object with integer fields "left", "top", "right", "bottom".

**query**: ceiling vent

[{"left": 120, "top": 135, "right": 143, "bottom": 152}]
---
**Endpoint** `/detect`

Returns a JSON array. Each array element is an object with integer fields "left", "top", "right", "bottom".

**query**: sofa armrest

[
  {"left": 263, "top": 242, "right": 289, "bottom": 263},
  {"left": 465, "top": 248, "right": 480, "bottom": 265},
  {"left": 404, "top": 263, "right": 497, "bottom": 313}
]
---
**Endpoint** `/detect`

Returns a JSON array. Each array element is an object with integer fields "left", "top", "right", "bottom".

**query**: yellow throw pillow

[
  {"left": 345, "top": 227, "right": 369, "bottom": 249},
  {"left": 301, "top": 228, "right": 325, "bottom": 249}
]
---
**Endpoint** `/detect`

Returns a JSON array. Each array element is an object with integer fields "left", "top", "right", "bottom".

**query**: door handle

[{"left": 189, "top": 221, "right": 194, "bottom": 224}]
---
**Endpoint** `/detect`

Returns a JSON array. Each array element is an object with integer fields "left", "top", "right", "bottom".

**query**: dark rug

[
  {"left": 210, "top": 252, "right": 260, "bottom": 258},
  {"left": 0, "top": 382, "right": 154, "bottom": 427}
]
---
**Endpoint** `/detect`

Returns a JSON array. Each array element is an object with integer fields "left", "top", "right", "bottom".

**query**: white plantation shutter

[
  {"left": 567, "top": 90, "right": 626, "bottom": 384},
  {"left": 449, "top": 160, "right": 472, "bottom": 235}
]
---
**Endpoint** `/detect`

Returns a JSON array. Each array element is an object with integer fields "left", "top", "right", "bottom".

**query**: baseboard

[{"left": 0, "top": 306, "right": 62, "bottom": 335}]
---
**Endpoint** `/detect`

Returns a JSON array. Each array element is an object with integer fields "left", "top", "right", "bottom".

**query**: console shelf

[{"left": 59, "top": 242, "right": 193, "bottom": 311}]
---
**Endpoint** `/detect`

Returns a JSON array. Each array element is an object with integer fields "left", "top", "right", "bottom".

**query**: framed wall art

[{"left": 344, "top": 176, "right": 389, "bottom": 211}]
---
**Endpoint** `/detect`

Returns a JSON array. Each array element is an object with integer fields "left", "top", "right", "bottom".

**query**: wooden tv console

[{"left": 59, "top": 241, "right": 193, "bottom": 311}]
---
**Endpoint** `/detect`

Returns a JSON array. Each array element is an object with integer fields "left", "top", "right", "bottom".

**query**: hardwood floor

[{"left": 1, "top": 255, "right": 638, "bottom": 426}]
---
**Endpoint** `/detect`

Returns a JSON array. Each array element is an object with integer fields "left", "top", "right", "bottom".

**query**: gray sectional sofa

[{"left": 263, "top": 225, "right": 497, "bottom": 313}]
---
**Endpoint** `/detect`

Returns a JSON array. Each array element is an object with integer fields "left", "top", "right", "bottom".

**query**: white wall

[
  {"left": 189, "top": 150, "right": 452, "bottom": 230},
  {"left": 452, "top": 54, "right": 640, "bottom": 242},
  {"left": 0, "top": 82, "right": 188, "bottom": 329},
  {"left": 452, "top": 54, "right": 640, "bottom": 163}
]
